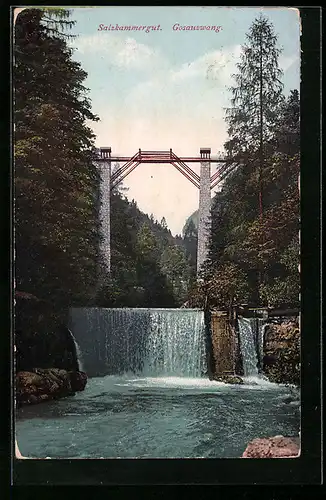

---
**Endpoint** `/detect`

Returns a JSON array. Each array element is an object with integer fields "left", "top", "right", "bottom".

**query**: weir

[
  {"left": 69, "top": 308, "right": 206, "bottom": 378},
  {"left": 237, "top": 317, "right": 266, "bottom": 376}
]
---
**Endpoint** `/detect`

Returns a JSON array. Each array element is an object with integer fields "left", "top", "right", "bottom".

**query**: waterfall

[
  {"left": 72, "top": 335, "right": 84, "bottom": 372},
  {"left": 67, "top": 328, "right": 84, "bottom": 372},
  {"left": 238, "top": 317, "right": 266, "bottom": 376},
  {"left": 258, "top": 322, "right": 268, "bottom": 371},
  {"left": 69, "top": 308, "right": 206, "bottom": 378}
]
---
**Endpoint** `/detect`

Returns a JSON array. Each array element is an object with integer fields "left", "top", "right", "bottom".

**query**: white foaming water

[
  {"left": 69, "top": 308, "right": 207, "bottom": 378},
  {"left": 238, "top": 317, "right": 259, "bottom": 376},
  {"left": 67, "top": 329, "right": 84, "bottom": 372},
  {"left": 258, "top": 322, "right": 268, "bottom": 368},
  {"left": 142, "top": 309, "right": 207, "bottom": 378},
  {"left": 241, "top": 375, "right": 279, "bottom": 389},
  {"left": 72, "top": 337, "right": 84, "bottom": 372},
  {"left": 115, "top": 376, "right": 226, "bottom": 389},
  {"left": 77, "top": 375, "right": 282, "bottom": 399}
]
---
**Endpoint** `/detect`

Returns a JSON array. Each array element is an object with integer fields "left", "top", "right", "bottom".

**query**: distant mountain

[
  {"left": 182, "top": 192, "right": 220, "bottom": 237},
  {"left": 182, "top": 210, "right": 199, "bottom": 237}
]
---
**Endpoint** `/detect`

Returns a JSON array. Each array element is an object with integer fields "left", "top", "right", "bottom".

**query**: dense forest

[
  {"left": 190, "top": 15, "right": 300, "bottom": 310},
  {"left": 14, "top": 8, "right": 195, "bottom": 317},
  {"left": 98, "top": 189, "right": 195, "bottom": 308},
  {"left": 14, "top": 10, "right": 299, "bottom": 320}
]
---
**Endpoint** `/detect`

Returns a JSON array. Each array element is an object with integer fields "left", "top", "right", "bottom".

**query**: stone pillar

[
  {"left": 197, "top": 148, "right": 211, "bottom": 275},
  {"left": 210, "top": 312, "right": 236, "bottom": 375},
  {"left": 99, "top": 147, "right": 111, "bottom": 275}
]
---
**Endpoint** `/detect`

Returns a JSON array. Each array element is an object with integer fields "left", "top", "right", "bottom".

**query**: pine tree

[
  {"left": 223, "top": 14, "right": 285, "bottom": 298},
  {"left": 226, "top": 14, "right": 284, "bottom": 156},
  {"left": 226, "top": 13, "right": 284, "bottom": 241},
  {"left": 160, "top": 245, "right": 191, "bottom": 304},
  {"left": 201, "top": 16, "right": 299, "bottom": 309},
  {"left": 160, "top": 217, "right": 167, "bottom": 229},
  {"left": 14, "top": 8, "right": 101, "bottom": 312}
]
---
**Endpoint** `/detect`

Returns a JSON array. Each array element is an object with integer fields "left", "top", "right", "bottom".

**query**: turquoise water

[{"left": 16, "top": 375, "right": 300, "bottom": 459}]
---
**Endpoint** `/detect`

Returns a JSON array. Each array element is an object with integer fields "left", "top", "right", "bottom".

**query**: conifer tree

[
  {"left": 14, "top": 8, "right": 101, "bottom": 311},
  {"left": 226, "top": 14, "right": 284, "bottom": 156},
  {"left": 195, "top": 15, "right": 300, "bottom": 309}
]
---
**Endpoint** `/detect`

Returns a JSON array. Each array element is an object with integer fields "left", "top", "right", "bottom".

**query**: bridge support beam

[
  {"left": 98, "top": 147, "right": 111, "bottom": 276},
  {"left": 197, "top": 148, "right": 211, "bottom": 275}
]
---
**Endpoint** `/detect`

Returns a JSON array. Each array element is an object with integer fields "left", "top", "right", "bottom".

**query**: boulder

[
  {"left": 242, "top": 435, "right": 300, "bottom": 458},
  {"left": 69, "top": 371, "right": 88, "bottom": 392},
  {"left": 212, "top": 374, "right": 244, "bottom": 384},
  {"left": 16, "top": 368, "right": 78, "bottom": 406}
]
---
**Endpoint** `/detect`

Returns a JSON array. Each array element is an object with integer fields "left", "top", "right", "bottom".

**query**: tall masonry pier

[
  {"left": 98, "top": 147, "right": 111, "bottom": 275},
  {"left": 96, "top": 146, "right": 221, "bottom": 278},
  {"left": 197, "top": 148, "right": 211, "bottom": 275}
]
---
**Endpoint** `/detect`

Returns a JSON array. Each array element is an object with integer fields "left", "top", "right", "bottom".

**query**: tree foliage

[
  {"left": 14, "top": 8, "right": 101, "bottom": 313},
  {"left": 15, "top": 8, "right": 194, "bottom": 314},
  {"left": 225, "top": 14, "right": 284, "bottom": 155},
  {"left": 189, "top": 16, "right": 300, "bottom": 310}
]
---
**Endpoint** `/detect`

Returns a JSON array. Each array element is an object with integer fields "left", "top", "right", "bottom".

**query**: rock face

[
  {"left": 15, "top": 292, "right": 80, "bottom": 373},
  {"left": 16, "top": 368, "right": 87, "bottom": 406},
  {"left": 14, "top": 292, "right": 88, "bottom": 407},
  {"left": 242, "top": 435, "right": 300, "bottom": 458},
  {"left": 69, "top": 370, "right": 87, "bottom": 392},
  {"left": 263, "top": 319, "right": 300, "bottom": 385}
]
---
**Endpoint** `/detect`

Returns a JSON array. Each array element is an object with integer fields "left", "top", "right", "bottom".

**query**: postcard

[{"left": 13, "top": 6, "right": 302, "bottom": 465}]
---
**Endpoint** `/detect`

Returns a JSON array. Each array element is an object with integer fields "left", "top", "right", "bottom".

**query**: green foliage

[
  {"left": 14, "top": 8, "right": 101, "bottom": 312},
  {"left": 160, "top": 244, "right": 191, "bottom": 304},
  {"left": 97, "top": 192, "right": 190, "bottom": 308},
  {"left": 14, "top": 8, "right": 190, "bottom": 312},
  {"left": 183, "top": 218, "right": 198, "bottom": 275},
  {"left": 225, "top": 14, "right": 284, "bottom": 153},
  {"left": 136, "top": 222, "right": 160, "bottom": 261},
  {"left": 200, "top": 262, "right": 250, "bottom": 309},
  {"left": 198, "top": 15, "right": 300, "bottom": 310}
]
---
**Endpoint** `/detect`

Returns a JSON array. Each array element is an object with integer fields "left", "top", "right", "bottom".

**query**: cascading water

[
  {"left": 258, "top": 322, "right": 268, "bottom": 371},
  {"left": 18, "top": 310, "right": 301, "bottom": 460},
  {"left": 69, "top": 308, "right": 206, "bottom": 378},
  {"left": 143, "top": 309, "right": 206, "bottom": 377},
  {"left": 64, "top": 328, "right": 84, "bottom": 372},
  {"left": 70, "top": 331, "right": 84, "bottom": 372},
  {"left": 238, "top": 317, "right": 267, "bottom": 376}
]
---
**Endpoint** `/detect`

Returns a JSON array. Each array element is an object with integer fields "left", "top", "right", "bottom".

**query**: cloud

[
  {"left": 115, "top": 37, "right": 155, "bottom": 68},
  {"left": 69, "top": 33, "right": 163, "bottom": 70},
  {"left": 75, "top": 36, "right": 299, "bottom": 233},
  {"left": 170, "top": 45, "right": 242, "bottom": 86},
  {"left": 121, "top": 44, "right": 243, "bottom": 132},
  {"left": 279, "top": 54, "right": 299, "bottom": 73}
]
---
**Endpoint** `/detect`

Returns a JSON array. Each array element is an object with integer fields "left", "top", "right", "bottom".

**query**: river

[{"left": 16, "top": 374, "right": 300, "bottom": 459}]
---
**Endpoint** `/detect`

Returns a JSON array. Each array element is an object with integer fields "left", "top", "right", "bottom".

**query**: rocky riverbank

[
  {"left": 263, "top": 318, "right": 300, "bottom": 386},
  {"left": 16, "top": 368, "right": 87, "bottom": 407},
  {"left": 242, "top": 435, "right": 300, "bottom": 458},
  {"left": 15, "top": 292, "right": 88, "bottom": 407}
]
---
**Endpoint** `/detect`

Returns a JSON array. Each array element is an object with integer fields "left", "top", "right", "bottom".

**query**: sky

[{"left": 67, "top": 6, "right": 301, "bottom": 235}]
